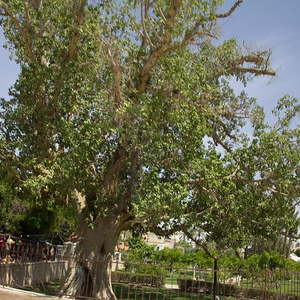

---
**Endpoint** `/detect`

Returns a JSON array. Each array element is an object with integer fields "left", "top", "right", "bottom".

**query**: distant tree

[
  {"left": 125, "top": 236, "right": 156, "bottom": 263},
  {"left": 155, "top": 247, "right": 184, "bottom": 270}
]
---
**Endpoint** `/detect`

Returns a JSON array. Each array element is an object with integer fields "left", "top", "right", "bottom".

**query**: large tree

[{"left": 0, "top": 0, "right": 299, "bottom": 299}]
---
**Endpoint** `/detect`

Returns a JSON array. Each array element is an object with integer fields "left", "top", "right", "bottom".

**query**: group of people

[{"left": 0, "top": 234, "right": 57, "bottom": 263}]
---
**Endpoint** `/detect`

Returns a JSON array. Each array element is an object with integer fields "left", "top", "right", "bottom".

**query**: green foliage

[
  {"left": 285, "top": 259, "right": 300, "bottom": 272},
  {"left": 176, "top": 239, "right": 194, "bottom": 253},
  {"left": 219, "top": 254, "right": 244, "bottom": 270},
  {"left": 17, "top": 204, "right": 75, "bottom": 235},
  {"left": 18, "top": 207, "right": 56, "bottom": 234},
  {"left": 244, "top": 252, "right": 287, "bottom": 271},
  {"left": 0, "top": 175, "right": 14, "bottom": 228},
  {"left": 154, "top": 248, "right": 184, "bottom": 267},
  {"left": 125, "top": 237, "right": 157, "bottom": 263},
  {"left": 182, "top": 250, "right": 213, "bottom": 268},
  {"left": 126, "top": 264, "right": 167, "bottom": 277},
  {"left": 125, "top": 238, "right": 215, "bottom": 269},
  {"left": 294, "top": 249, "right": 300, "bottom": 257},
  {"left": 0, "top": 170, "right": 28, "bottom": 233},
  {"left": 0, "top": 0, "right": 299, "bottom": 266}
]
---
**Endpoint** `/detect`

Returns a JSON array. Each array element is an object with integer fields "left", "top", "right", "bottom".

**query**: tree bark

[{"left": 61, "top": 215, "right": 125, "bottom": 300}]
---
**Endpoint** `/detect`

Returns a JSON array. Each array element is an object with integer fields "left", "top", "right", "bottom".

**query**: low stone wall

[{"left": 0, "top": 261, "right": 68, "bottom": 287}]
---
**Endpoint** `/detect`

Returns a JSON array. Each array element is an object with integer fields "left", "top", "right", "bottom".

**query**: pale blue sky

[
  {"left": 0, "top": 0, "right": 299, "bottom": 124},
  {"left": 220, "top": 0, "right": 300, "bottom": 122}
]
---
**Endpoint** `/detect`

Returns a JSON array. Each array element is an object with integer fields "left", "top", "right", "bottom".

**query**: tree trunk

[{"left": 61, "top": 215, "right": 125, "bottom": 300}]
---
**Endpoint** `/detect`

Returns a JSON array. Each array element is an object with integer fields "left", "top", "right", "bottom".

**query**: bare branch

[
  {"left": 67, "top": 0, "right": 87, "bottom": 60},
  {"left": 212, "top": 131, "right": 232, "bottom": 152},
  {"left": 102, "top": 145, "right": 127, "bottom": 197},
  {"left": 167, "top": 29, "right": 216, "bottom": 53},
  {"left": 141, "top": 16, "right": 154, "bottom": 47},
  {"left": 232, "top": 67, "right": 276, "bottom": 76},
  {"left": 212, "top": 52, "right": 276, "bottom": 80},
  {"left": 233, "top": 175, "right": 274, "bottom": 183},
  {"left": 182, "top": 228, "right": 216, "bottom": 259},
  {"left": 202, "top": 186, "right": 220, "bottom": 203},
  {"left": 107, "top": 49, "right": 123, "bottom": 109},
  {"left": 157, "top": 6, "right": 167, "bottom": 24},
  {"left": 216, "top": 0, "right": 244, "bottom": 19},
  {"left": 266, "top": 187, "right": 289, "bottom": 197},
  {"left": 28, "top": 0, "right": 42, "bottom": 10}
]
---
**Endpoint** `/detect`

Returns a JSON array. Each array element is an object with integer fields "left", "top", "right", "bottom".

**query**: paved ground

[{"left": 0, "top": 287, "right": 71, "bottom": 300}]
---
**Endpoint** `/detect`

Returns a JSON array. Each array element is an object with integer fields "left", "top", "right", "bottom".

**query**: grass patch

[
  {"left": 241, "top": 278, "right": 300, "bottom": 295},
  {"left": 113, "top": 283, "right": 234, "bottom": 300},
  {"left": 28, "top": 280, "right": 61, "bottom": 296},
  {"left": 25, "top": 279, "right": 300, "bottom": 299}
]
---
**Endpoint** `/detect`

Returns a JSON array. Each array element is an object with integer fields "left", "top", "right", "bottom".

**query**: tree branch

[
  {"left": 232, "top": 67, "right": 276, "bottom": 76},
  {"left": 137, "top": 0, "right": 182, "bottom": 93},
  {"left": 0, "top": 1, "right": 35, "bottom": 61},
  {"left": 67, "top": 0, "right": 87, "bottom": 60},
  {"left": 107, "top": 48, "right": 123, "bottom": 109},
  {"left": 216, "top": 0, "right": 244, "bottom": 19},
  {"left": 136, "top": 0, "right": 244, "bottom": 94},
  {"left": 182, "top": 228, "right": 216, "bottom": 259},
  {"left": 148, "top": 224, "right": 184, "bottom": 238},
  {"left": 52, "top": 0, "right": 87, "bottom": 104}
]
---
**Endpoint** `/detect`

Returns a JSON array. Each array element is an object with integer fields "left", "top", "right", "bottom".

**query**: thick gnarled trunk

[{"left": 61, "top": 215, "right": 124, "bottom": 300}]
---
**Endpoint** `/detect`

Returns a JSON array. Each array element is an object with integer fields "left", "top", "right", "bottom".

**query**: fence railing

[
  {"left": 1, "top": 256, "right": 300, "bottom": 299},
  {"left": 0, "top": 234, "right": 61, "bottom": 263}
]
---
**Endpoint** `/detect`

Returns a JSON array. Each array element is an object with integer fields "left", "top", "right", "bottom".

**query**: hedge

[{"left": 112, "top": 271, "right": 164, "bottom": 287}]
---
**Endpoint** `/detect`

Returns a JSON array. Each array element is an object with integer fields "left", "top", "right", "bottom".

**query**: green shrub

[
  {"left": 294, "top": 249, "right": 300, "bottom": 257},
  {"left": 285, "top": 258, "right": 300, "bottom": 272},
  {"left": 112, "top": 271, "right": 164, "bottom": 287},
  {"left": 244, "top": 252, "right": 287, "bottom": 272},
  {"left": 125, "top": 262, "right": 167, "bottom": 277},
  {"left": 219, "top": 254, "right": 244, "bottom": 270},
  {"left": 182, "top": 250, "right": 213, "bottom": 268}
]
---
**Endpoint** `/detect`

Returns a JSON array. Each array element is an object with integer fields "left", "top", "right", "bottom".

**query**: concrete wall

[
  {"left": 0, "top": 258, "right": 122, "bottom": 288},
  {"left": 0, "top": 261, "right": 68, "bottom": 287}
]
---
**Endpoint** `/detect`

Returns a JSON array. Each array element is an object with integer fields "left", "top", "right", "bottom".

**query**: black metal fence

[
  {"left": 1, "top": 256, "right": 300, "bottom": 300},
  {"left": 110, "top": 262, "right": 300, "bottom": 300},
  {"left": 0, "top": 234, "right": 60, "bottom": 263}
]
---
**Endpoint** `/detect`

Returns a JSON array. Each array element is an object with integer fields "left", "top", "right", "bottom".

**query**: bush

[
  {"left": 124, "top": 237, "right": 157, "bottom": 263},
  {"left": 285, "top": 259, "right": 300, "bottom": 272},
  {"left": 219, "top": 254, "right": 244, "bottom": 270},
  {"left": 182, "top": 250, "right": 213, "bottom": 268},
  {"left": 294, "top": 249, "right": 300, "bottom": 257},
  {"left": 125, "top": 262, "right": 167, "bottom": 276},
  {"left": 244, "top": 252, "right": 287, "bottom": 272}
]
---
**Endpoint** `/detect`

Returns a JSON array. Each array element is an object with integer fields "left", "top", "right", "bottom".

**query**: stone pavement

[{"left": 0, "top": 287, "right": 72, "bottom": 300}]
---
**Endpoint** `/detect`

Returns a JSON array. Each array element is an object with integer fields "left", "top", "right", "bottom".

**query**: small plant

[{"left": 294, "top": 249, "right": 300, "bottom": 257}]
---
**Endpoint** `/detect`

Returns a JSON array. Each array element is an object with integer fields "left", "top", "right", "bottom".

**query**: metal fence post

[{"left": 213, "top": 258, "right": 218, "bottom": 300}]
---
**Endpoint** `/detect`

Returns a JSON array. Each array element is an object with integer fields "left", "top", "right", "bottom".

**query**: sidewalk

[{"left": 0, "top": 286, "right": 72, "bottom": 300}]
